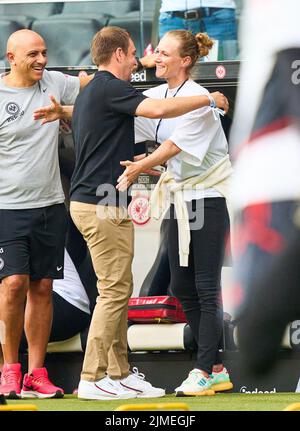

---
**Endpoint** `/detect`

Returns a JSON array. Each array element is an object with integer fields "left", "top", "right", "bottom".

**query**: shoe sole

[
  {"left": 211, "top": 382, "right": 233, "bottom": 392},
  {"left": 78, "top": 392, "right": 137, "bottom": 401},
  {"left": 21, "top": 390, "right": 64, "bottom": 399},
  {"left": 136, "top": 391, "right": 166, "bottom": 398},
  {"left": 175, "top": 389, "right": 215, "bottom": 397},
  {"left": 2, "top": 391, "right": 20, "bottom": 400}
]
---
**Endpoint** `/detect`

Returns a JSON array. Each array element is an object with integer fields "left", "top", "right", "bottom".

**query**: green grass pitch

[{"left": 5, "top": 393, "right": 300, "bottom": 411}]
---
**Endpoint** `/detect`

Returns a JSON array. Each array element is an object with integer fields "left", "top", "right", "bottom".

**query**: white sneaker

[
  {"left": 77, "top": 376, "right": 137, "bottom": 400},
  {"left": 120, "top": 367, "right": 165, "bottom": 398},
  {"left": 175, "top": 369, "right": 215, "bottom": 397}
]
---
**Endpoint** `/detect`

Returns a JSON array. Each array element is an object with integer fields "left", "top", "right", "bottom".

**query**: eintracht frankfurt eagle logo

[{"left": 128, "top": 195, "right": 150, "bottom": 226}]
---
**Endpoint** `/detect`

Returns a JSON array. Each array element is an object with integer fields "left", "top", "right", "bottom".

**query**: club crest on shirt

[
  {"left": 5, "top": 102, "right": 20, "bottom": 116},
  {"left": 1, "top": 102, "right": 25, "bottom": 127}
]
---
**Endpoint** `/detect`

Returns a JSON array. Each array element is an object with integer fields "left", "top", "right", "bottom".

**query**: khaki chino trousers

[{"left": 70, "top": 201, "right": 134, "bottom": 381}]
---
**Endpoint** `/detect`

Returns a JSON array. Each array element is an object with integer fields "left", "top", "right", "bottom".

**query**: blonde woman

[{"left": 117, "top": 30, "right": 233, "bottom": 397}]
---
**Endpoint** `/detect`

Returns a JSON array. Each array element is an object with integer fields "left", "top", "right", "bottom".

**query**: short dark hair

[{"left": 91, "top": 26, "right": 131, "bottom": 66}]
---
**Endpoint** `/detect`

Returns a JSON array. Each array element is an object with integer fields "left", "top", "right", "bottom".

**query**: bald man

[{"left": 0, "top": 29, "right": 91, "bottom": 399}]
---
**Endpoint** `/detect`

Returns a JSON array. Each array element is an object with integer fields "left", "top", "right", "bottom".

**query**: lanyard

[{"left": 154, "top": 79, "right": 188, "bottom": 143}]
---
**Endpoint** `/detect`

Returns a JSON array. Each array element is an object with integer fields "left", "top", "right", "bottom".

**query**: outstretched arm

[
  {"left": 116, "top": 140, "right": 181, "bottom": 191},
  {"left": 34, "top": 95, "right": 73, "bottom": 123},
  {"left": 135, "top": 91, "right": 229, "bottom": 119},
  {"left": 34, "top": 55, "right": 156, "bottom": 124}
]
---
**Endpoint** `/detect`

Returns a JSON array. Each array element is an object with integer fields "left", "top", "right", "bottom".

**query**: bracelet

[
  {"left": 207, "top": 94, "right": 216, "bottom": 109},
  {"left": 136, "top": 57, "right": 144, "bottom": 72}
]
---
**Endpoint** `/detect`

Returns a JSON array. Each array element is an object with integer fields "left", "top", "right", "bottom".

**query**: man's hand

[
  {"left": 34, "top": 95, "right": 63, "bottom": 124},
  {"left": 209, "top": 91, "right": 229, "bottom": 113}
]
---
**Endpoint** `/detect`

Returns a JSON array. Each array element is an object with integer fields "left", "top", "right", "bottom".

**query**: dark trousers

[{"left": 168, "top": 198, "right": 229, "bottom": 374}]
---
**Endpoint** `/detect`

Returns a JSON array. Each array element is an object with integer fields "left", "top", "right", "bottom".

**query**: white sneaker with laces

[
  {"left": 175, "top": 369, "right": 215, "bottom": 397},
  {"left": 77, "top": 376, "right": 137, "bottom": 400},
  {"left": 120, "top": 367, "right": 165, "bottom": 398}
]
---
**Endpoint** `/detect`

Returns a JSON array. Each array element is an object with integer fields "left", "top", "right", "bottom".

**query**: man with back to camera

[{"left": 34, "top": 26, "right": 228, "bottom": 400}]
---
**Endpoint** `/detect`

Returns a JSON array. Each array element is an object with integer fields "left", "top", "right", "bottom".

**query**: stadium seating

[
  {"left": 79, "top": 16, "right": 154, "bottom": 65},
  {"left": 0, "top": 3, "right": 63, "bottom": 28},
  {"left": 0, "top": 20, "right": 24, "bottom": 66},
  {"left": 45, "top": 0, "right": 135, "bottom": 26},
  {"left": 125, "top": 0, "right": 159, "bottom": 18},
  {"left": 79, "top": 52, "right": 94, "bottom": 67},
  {"left": 62, "top": 0, "right": 134, "bottom": 17},
  {"left": 0, "top": 1, "right": 155, "bottom": 66},
  {"left": 108, "top": 16, "right": 153, "bottom": 57},
  {"left": 31, "top": 18, "right": 102, "bottom": 66}
]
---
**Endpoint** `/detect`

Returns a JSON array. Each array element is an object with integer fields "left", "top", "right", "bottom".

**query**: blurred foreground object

[{"left": 230, "top": 0, "right": 300, "bottom": 375}]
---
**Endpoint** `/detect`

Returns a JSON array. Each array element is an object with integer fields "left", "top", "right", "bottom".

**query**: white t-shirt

[
  {"left": 160, "top": 0, "right": 236, "bottom": 12},
  {"left": 0, "top": 70, "right": 80, "bottom": 209},
  {"left": 53, "top": 249, "right": 90, "bottom": 315},
  {"left": 134, "top": 79, "right": 229, "bottom": 200}
]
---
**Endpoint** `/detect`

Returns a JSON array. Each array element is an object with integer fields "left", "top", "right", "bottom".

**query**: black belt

[{"left": 168, "top": 7, "right": 223, "bottom": 19}]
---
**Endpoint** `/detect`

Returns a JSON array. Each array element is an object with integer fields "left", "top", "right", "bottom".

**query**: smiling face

[
  {"left": 7, "top": 30, "right": 48, "bottom": 85},
  {"left": 154, "top": 34, "right": 191, "bottom": 85}
]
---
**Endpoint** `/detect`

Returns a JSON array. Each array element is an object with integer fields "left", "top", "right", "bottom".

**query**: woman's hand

[
  {"left": 117, "top": 161, "right": 141, "bottom": 191},
  {"left": 209, "top": 91, "right": 229, "bottom": 113},
  {"left": 117, "top": 157, "right": 162, "bottom": 191},
  {"left": 34, "top": 95, "right": 63, "bottom": 124}
]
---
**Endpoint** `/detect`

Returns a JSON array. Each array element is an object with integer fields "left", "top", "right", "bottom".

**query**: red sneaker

[
  {"left": 0, "top": 363, "right": 22, "bottom": 399},
  {"left": 21, "top": 367, "right": 64, "bottom": 399}
]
